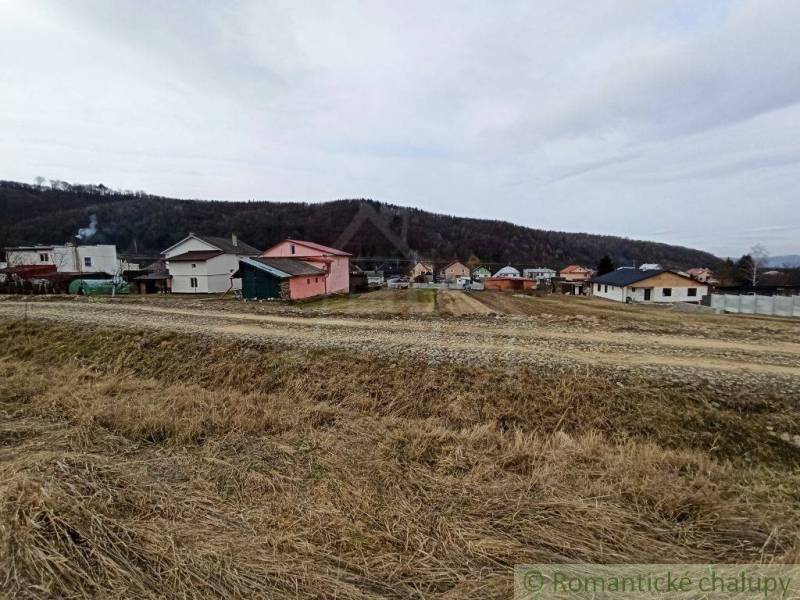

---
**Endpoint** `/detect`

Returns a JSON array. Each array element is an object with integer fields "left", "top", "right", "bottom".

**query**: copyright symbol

[{"left": 522, "top": 569, "right": 544, "bottom": 593}]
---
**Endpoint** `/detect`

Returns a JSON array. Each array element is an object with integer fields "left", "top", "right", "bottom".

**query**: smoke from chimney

[{"left": 76, "top": 214, "right": 98, "bottom": 241}]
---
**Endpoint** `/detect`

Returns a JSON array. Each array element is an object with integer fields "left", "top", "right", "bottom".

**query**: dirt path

[{"left": 436, "top": 290, "right": 495, "bottom": 316}]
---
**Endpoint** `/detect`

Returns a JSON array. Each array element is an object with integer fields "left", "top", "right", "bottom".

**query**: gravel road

[{"left": 2, "top": 299, "right": 799, "bottom": 395}]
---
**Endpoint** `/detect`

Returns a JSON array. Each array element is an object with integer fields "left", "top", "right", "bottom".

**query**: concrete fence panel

[{"left": 709, "top": 294, "right": 800, "bottom": 318}]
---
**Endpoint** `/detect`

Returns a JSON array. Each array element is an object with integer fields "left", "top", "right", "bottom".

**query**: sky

[{"left": 1, "top": 0, "right": 799, "bottom": 257}]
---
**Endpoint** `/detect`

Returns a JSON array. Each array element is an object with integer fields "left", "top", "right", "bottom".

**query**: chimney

[{"left": 231, "top": 233, "right": 238, "bottom": 247}]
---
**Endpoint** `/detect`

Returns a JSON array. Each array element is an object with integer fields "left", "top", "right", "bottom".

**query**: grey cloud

[{"left": 0, "top": 0, "right": 798, "bottom": 256}]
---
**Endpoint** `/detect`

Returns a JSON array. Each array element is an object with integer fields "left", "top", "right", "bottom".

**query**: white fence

[
  {"left": 409, "top": 282, "right": 485, "bottom": 290},
  {"left": 709, "top": 294, "right": 800, "bottom": 318}
]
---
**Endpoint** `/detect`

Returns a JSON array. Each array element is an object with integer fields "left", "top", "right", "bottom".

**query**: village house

[
  {"left": 260, "top": 239, "right": 350, "bottom": 294},
  {"left": 559, "top": 264, "right": 592, "bottom": 282},
  {"left": 687, "top": 267, "right": 717, "bottom": 284},
  {"left": 471, "top": 266, "right": 491, "bottom": 280},
  {"left": 238, "top": 257, "right": 327, "bottom": 300},
  {"left": 439, "top": 260, "right": 470, "bottom": 282},
  {"left": 3, "top": 243, "right": 123, "bottom": 275},
  {"left": 591, "top": 268, "right": 708, "bottom": 303},
  {"left": 493, "top": 265, "right": 521, "bottom": 277},
  {"left": 162, "top": 234, "right": 261, "bottom": 294},
  {"left": 408, "top": 261, "right": 434, "bottom": 281},
  {"left": 523, "top": 267, "right": 557, "bottom": 282}
]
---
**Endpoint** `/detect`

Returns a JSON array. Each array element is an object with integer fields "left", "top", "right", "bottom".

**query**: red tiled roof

[{"left": 560, "top": 264, "right": 588, "bottom": 273}]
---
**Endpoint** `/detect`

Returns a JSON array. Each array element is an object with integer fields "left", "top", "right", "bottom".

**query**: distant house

[
  {"left": 472, "top": 266, "right": 491, "bottom": 280},
  {"left": 238, "top": 257, "right": 327, "bottom": 300},
  {"left": 439, "top": 260, "right": 470, "bottom": 281},
  {"left": 162, "top": 233, "right": 261, "bottom": 294},
  {"left": 409, "top": 261, "right": 434, "bottom": 280},
  {"left": 591, "top": 269, "right": 708, "bottom": 303},
  {"left": 559, "top": 265, "right": 592, "bottom": 282},
  {"left": 687, "top": 268, "right": 717, "bottom": 284},
  {"left": 523, "top": 267, "right": 556, "bottom": 282},
  {"left": 638, "top": 263, "right": 662, "bottom": 271},
  {"left": 493, "top": 265, "right": 521, "bottom": 278},
  {"left": 260, "top": 239, "right": 351, "bottom": 294}
]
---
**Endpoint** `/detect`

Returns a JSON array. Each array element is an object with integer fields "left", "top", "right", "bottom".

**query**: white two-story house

[{"left": 162, "top": 234, "right": 261, "bottom": 293}]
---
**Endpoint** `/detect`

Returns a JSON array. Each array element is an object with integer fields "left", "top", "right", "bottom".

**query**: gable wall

[{"left": 163, "top": 237, "right": 217, "bottom": 259}]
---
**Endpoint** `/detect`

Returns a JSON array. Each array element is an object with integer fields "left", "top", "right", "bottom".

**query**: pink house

[{"left": 261, "top": 239, "right": 351, "bottom": 295}]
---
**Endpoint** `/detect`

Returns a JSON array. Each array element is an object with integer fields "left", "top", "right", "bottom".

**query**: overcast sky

[{"left": 2, "top": 1, "right": 799, "bottom": 257}]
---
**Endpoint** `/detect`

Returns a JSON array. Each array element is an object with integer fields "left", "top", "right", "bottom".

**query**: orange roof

[{"left": 560, "top": 264, "right": 588, "bottom": 273}]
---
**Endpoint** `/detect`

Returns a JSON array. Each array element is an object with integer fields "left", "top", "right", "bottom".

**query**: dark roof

[
  {"left": 590, "top": 268, "right": 669, "bottom": 286},
  {"left": 133, "top": 272, "right": 169, "bottom": 281},
  {"left": 168, "top": 250, "right": 224, "bottom": 262},
  {"left": 246, "top": 257, "right": 326, "bottom": 277},
  {"left": 200, "top": 235, "right": 261, "bottom": 255},
  {"left": 0, "top": 264, "right": 57, "bottom": 276}
]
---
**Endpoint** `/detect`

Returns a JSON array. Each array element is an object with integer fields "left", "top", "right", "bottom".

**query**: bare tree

[
  {"left": 34, "top": 176, "right": 45, "bottom": 188},
  {"left": 745, "top": 244, "right": 769, "bottom": 287}
]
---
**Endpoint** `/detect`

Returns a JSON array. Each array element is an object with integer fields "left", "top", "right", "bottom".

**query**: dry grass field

[{"left": 1, "top": 290, "right": 799, "bottom": 598}]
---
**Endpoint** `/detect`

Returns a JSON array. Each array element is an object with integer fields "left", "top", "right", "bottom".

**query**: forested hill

[{"left": 0, "top": 180, "right": 718, "bottom": 269}]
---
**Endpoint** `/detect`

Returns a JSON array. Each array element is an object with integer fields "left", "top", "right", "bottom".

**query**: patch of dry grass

[{"left": 1, "top": 320, "right": 799, "bottom": 598}]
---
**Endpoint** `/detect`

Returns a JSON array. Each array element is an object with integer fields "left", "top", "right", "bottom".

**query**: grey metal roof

[
  {"left": 590, "top": 268, "right": 665, "bottom": 286},
  {"left": 241, "top": 257, "right": 325, "bottom": 278}
]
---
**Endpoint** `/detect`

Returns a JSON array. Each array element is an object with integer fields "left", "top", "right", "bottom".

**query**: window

[
  {"left": 290, "top": 244, "right": 296, "bottom": 255},
  {"left": 596, "top": 284, "right": 601, "bottom": 292},
  {"left": 307, "top": 278, "right": 310, "bottom": 284},
  {"left": 84, "top": 257, "right": 92, "bottom": 267},
  {"left": 315, "top": 277, "right": 318, "bottom": 283},
  {"left": 190, "top": 277, "right": 198, "bottom": 289},
  {"left": 191, "top": 263, "right": 197, "bottom": 268},
  {"left": 604, "top": 285, "right": 608, "bottom": 293},
  {"left": 688, "top": 288, "right": 697, "bottom": 297},
  {"left": 662, "top": 288, "right": 672, "bottom": 297},
  {"left": 39, "top": 253, "right": 49, "bottom": 262}
]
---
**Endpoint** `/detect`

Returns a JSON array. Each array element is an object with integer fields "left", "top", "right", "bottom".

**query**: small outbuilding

[
  {"left": 238, "top": 257, "right": 327, "bottom": 301},
  {"left": 485, "top": 277, "right": 535, "bottom": 291}
]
